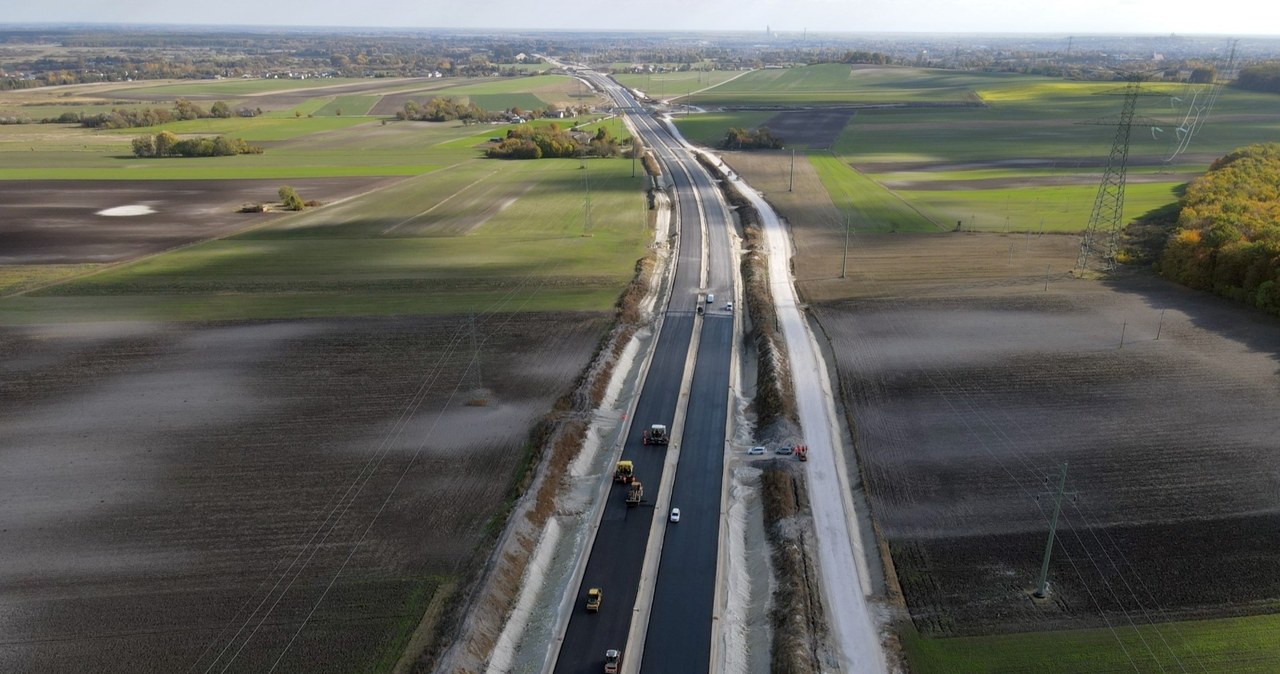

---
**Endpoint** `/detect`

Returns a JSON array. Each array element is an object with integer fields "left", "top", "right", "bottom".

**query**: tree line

[
  {"left": 51, "top": 99, "right": 258, "bottom": 129},
  {"left": 131, "top": 130, "right": 263, "bottom": 158},
  {"left": 1234, "top": 63, "right": 1280, "bottom": 94},
  {"left": 1157, "top": 143, "right": 1280, "bottom": 314},
  {"left": 486, "top": 124, "right": 622, "bottom": 160}
]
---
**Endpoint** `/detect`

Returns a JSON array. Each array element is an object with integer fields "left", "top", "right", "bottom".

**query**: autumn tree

[
  {"left": 153, "top": 130, "right": 177, "bottom": 157},
  {"left": 278, "top": 186, "right": 304, "bottom": 211}
]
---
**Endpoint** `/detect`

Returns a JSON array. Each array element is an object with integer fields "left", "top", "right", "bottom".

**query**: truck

[
  {"left": 613, "top": 460, "right": 634, "bottom": 483},
  {"left": 626, "top": 479, "right": 643, "bottom": 507},
  {"left": 586, "top": 587, "right": 602, "bottom": 612},
  {"left": 796, "top": 444, "right": 808, "bottom": 461},
  {"left": 642, "top": 423, "right": 668, "bottom": 446}
]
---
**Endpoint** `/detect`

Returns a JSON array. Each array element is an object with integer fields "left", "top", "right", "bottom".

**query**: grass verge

[{"left": 903, "top": 611, "right": 1280, "bottom": 674}]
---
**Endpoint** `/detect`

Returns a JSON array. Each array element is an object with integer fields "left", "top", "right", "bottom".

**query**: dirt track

[
  {"left": 0, "top": 313, "right": 607, "bottom": 672},
  {"left": 0, "top": 178, "right": 397, "bottom": 265}
]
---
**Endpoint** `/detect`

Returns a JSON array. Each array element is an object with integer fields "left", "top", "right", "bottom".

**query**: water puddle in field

[{"left": 96, "top": 205, "right": 155, "bottom": 217}]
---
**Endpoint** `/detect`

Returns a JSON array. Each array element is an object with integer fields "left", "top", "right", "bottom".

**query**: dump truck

[
  {"left": 796, "top": 444, "right": 808, "bottom": 461},
  {"left": 586, "top": 587, "right": 602, "bottom": 612},
  {"left": 642, "top": 424, "right": 668, "bottom": 446},
  {"left": 626, "top": 479, "right": 643, "bottom": 507},
  {"left": 613, "top": 460, "right": 634, "bottom": 483}
]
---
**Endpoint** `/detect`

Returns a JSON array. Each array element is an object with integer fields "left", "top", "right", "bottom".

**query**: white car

[
  {"left": 725, "top": 302, "right": 733, "bottom": 312},
  {"left": 747, "top": 446, "right": 766, "bottom": 455},
  {"left": 669, "top": 507, "right": 681, "bottom": 523},
  {"left": 706, "top": 293, "right": 715, "bottom": 304}
]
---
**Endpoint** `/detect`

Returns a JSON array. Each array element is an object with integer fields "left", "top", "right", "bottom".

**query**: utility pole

[
  {"left": 582, "top": 155, "right": 593, "bottom": 237},
  {"left": 788, "top": 149, "right": 795, "bottom": 192},
  {"left": 1034, "top": 462, "right": 1073, "bottom": 599},
  {"left": 840, "top": 213, "right": 851, "bottom": 279},
  {"left": 468, "top": 311, "right": 483, "bottom": 393}
]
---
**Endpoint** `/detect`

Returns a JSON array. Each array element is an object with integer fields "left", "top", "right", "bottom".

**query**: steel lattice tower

[
  {"left": 1075, "top": 79, "right": 1157, "bottom": 277},
  {"left": 1076, "top": 78, "right": 1142, "bottom": 274}
]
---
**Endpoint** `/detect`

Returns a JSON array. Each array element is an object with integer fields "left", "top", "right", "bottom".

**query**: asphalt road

[
  {"left": 552, "top": 314, "right": 694, "bottom": 674},
  {"left": 641, "top": 314, "right": 734, "bottom": 672},
  {"left": 553, "top": 70, "right": 736, "bottom": 674}
]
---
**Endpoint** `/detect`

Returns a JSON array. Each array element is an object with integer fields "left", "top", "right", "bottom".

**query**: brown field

[
  {"left": 760, "top": 109, "right": 854, "bottom": 149},
  {"left": 0, "top": 312, "right": 607, "bottom": 673},
  {"left": 726, "top": 150, "right": 1280, "bottom": 639},
  {"left": 0, "top": 178, "right": 397, "bottom": 266}
]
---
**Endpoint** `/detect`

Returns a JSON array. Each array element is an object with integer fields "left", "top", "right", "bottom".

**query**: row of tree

[
  {"left": 131, "top": 131, "right": 263, "bottom": 158},
  {"left": 486, "top": 124, "right": 622, "bottom": 160},
  {"left": 59, "top": 99, "right": 256, "bottom": 129},
  {"left": 721, "top": 127, "right": 784, "bottom": 150},
  {"left": 1157, "top": 143, "right": 1280, "bottom": 314}
]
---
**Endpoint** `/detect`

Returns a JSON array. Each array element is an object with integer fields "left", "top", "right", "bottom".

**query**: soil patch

[
  {"left": 0, "top": 178, "right": 398, "bottom": 265},
  {"left": 0, "top": 312, "right": 607, "bottom": 673},
  {"left": 761, "top": 109, "right": 854, "bottom": 149}
]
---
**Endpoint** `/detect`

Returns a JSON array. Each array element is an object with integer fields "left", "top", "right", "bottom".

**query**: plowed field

[
  {"left": 727, "top": 147, "right": 1280, "bottom": 664},
  {"left": 0, "top": 313, "right": 607, "bottom": 673}
]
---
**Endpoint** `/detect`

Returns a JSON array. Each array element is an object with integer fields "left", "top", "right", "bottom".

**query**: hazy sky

[{"left": 4, "top": 0, "right": 1278, "bottom": 35}]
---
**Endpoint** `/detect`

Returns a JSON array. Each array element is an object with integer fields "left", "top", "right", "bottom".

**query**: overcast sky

[{"left": 4, "top": 0, "right": 1278, "bottom": 35}]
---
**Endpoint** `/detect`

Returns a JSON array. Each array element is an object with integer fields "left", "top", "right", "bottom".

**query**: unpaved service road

[
  {"left": 0, "top": 313, "right": 606, "bottom": 673},
  {"left": 0, "top": 178, "right": 396, "bottom": 265},
  {"left": 816, "top": 242, "right": 1280, "bottom": 635}
]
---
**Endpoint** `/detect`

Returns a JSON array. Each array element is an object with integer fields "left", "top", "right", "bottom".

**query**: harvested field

[
  {"left": 0, "top": 177, "right": 397, "bottom": 266},
  {"left": 759, "top": 109, "right": 853, "bottom": 149},
  {"left": 0, "top": 312, "right": 608, "bottom": 673},
  {"left": 725, "top": 134, "right": 1280, "bottom": 667},
  {"left": 817, "top": 263, "right": 1280, "bottom": 640}
]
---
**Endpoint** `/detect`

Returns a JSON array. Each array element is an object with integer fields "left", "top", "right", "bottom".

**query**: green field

[
  {"left": 4, "top": 157, "right": 650, "bottom": 323},
  {"left": 675, "top": 65, "right": 1280, "bottom": 234},
  {"left": 118, "top": 77, "right": 370, "bottom": 97},
  {"left": 613, "top": 69, "right": 750, "bottom": 100},
  {"left": 671, "top": 111, "right": 776, "bottom": 147},
  {"left": 809, "top": 153, "right": 939, "bottom": 232},
  {"left": 0, "top": 115, "right": 500, "bottom": 180},
  {"left": 905, "top": 612, "right": 1280, "bottom": 673},
  {"left": 314, "top": 95, "right": 379, "bottom": 116},
  {"left": 686, "top": 64, "right": 988, "bottom": 106}
]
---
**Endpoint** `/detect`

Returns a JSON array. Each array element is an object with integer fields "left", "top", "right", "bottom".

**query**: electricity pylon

[{"left": 1075, "top": 76, "right": 1162, "bottom": 274}]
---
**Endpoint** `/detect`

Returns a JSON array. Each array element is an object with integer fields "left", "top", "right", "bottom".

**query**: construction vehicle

[
  {"left": 604, "top": 649, "right": 621, "bottom": 673},
  {"left": 796, "top": 445, "right": 808, "bottom": 461},
  {"left": 613, "top": 460, "right": 634, "bottom": 483},
  {"left": 626, "top": 479, "right": 643, "bottom": 507},
  {"left": 586, "top": 587, "right": 602, "bottom": 612},
  {"left": 642, "top": 423, "right": 668, "bottom": 446}
]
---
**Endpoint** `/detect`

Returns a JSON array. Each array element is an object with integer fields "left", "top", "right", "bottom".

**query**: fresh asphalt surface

[
  {"left": 553, "top": 73, "right": 735, "bottom": 673},
  {"left": 552, "top": 313, "right": 694, "bottom": 674},
  {"left": 641, "top": 313, "right": 733, "bottom": 672}
]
